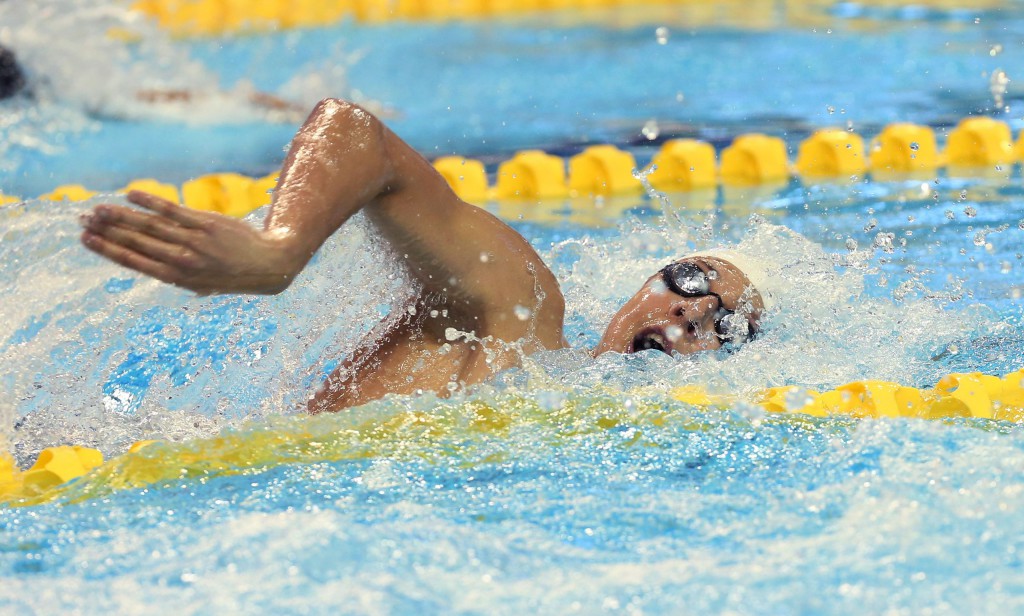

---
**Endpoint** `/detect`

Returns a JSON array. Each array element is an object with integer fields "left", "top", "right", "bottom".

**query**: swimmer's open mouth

[{"left": 630, "top": 327, "right": 673, "bottom": 356}]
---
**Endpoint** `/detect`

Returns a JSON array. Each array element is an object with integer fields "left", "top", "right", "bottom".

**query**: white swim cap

[{"left": 686, "top": 248, "right": 781, "bottom": 311}]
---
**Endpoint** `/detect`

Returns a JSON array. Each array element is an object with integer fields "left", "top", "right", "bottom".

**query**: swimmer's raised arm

[
  {"left": 81, "top": 98, "right": 564, "bottom": 346},
  {"left": 266, "top": 99, "right": 564, "bottom": 344}
]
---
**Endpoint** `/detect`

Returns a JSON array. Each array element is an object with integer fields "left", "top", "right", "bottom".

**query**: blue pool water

[{"left": 3, "top": 1, "right": 1024, "bottom": 613}]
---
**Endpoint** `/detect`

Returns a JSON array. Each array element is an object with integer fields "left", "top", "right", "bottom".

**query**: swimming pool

[{"left": 3, "top": 1, "right": 1024, "bottom": 613}]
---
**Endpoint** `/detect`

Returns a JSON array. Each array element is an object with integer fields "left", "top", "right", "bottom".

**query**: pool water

[{"left": 3, "top": 1, "right": 1024, "bottom": 613}]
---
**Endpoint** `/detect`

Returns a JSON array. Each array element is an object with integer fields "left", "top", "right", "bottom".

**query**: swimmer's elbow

[{"left": 309, "top": 98, "right": 384, "bottom": 132}]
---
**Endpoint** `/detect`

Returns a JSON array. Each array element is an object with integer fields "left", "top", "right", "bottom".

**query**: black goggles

[{"left": 659, "top": 261, "right": 756, "bottom": 345}]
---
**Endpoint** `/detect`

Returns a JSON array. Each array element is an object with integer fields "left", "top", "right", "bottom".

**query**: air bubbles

[
  {"left": 909, "top": 142, "right": 920, "bottom": 151},
  {"left": 1001, "top": 261, "right": 1012, "bottom": 274},
  {"left": 873, "top": 232, "right": 896, "bottom": 254},
  {"left": 990, "top": 44, "right": 1003, "bottom": 57},
  {"left": 990, "top": 69, "right": 1010, "bottom": 110},
  {"left": 964, "top": 206, "right": 978, "bottom": 218}
]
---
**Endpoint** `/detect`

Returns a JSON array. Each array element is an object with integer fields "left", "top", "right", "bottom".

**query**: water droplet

[
  {"left": 513, "top": 305, "right": 532, "bottom": 321},
  {"left": 909, "top": 142, "right": 920, "bottom": 151},
  {"left": 1001, "top": 261, "right": 1012, "bottom": 274},
  {"left": 873, "top": 232, "right": 896, "bottom": 253},
  {"left": 964, "top": 205, "right": 977, "bottom": 218},
  {"left": 846, "top": 238, "right": 858, "bottom": 250},
  {"left": 445, "top": 327, "right": 462, "bottom": 341},
  {"left": 641, "top": 119, "right": 660, "bottom": 140},
  {"left": 990, "top": 44, "right": 1003, "bottom": 57},
  {"left": 665, "top": 325, "right": 683, "bottom": 342},
  {"left": 655, "top": 26, "right": 670, "bottom": 45},
  {"left": 479, "top": 252, "right": 490, "bottom": 263},
  {"left": 990, "top": 69, "right": 1010, "bottom": 109},
  {"left": 945, "top": 210, "right": 955, "bottom": 220},
  {"left": 959, "top": 190, "right": 968, "bottom": 201},
  {"left": 675, "top": 91, "right": 685, "bottom": 103}
]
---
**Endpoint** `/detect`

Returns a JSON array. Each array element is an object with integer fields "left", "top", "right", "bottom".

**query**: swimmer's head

[
  {"left": 0, "top": 45, "right": 27, "bottom": 100},
  {"left": 595, "top": 251, "right": 770, "bottom": 356}
]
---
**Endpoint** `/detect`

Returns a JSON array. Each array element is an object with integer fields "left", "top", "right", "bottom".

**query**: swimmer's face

[{"left": 595, "top": 257, "right": 765, "bottom": 356}]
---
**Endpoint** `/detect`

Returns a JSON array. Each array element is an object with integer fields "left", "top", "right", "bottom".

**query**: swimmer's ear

[{"left": 127, "top": 190, "right": 207, "bottom": 228}]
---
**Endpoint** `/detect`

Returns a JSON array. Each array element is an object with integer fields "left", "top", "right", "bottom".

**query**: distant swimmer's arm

[{"left": 135, "top": 88, "right": 305, "bottom": 116}]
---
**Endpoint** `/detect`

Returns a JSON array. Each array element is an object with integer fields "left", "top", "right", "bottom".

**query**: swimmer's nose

[{"left": 669, "top": 295, "right": 719, "bottom": 336}]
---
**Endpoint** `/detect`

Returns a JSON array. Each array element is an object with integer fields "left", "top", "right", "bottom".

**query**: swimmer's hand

[{"left": 80, "top": 190, "right": 302, "bottom": 295}]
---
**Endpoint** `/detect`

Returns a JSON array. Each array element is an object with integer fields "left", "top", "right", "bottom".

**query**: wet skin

[
  {"left": 595, "top": 257, "right": 764, "bottom": 356},
  {"left": 80, "top": 99, "right": 763, "bottom": 413}
]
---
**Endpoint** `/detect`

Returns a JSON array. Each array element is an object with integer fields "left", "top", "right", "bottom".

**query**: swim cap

[
  {"left": 0, "top": 45, "right": 26, "bottom": 100},
  {"left": 686, "top": 248, "right": 780, "bottom": 311}
]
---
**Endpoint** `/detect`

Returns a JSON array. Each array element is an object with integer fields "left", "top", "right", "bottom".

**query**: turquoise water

[{"left": 3, "top": 1, "right": 1024, "bottom": 613}]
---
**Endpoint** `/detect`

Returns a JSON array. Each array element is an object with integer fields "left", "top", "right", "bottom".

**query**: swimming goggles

[{"left": 660, "top": 261, "right": 757, "bottom": 345}]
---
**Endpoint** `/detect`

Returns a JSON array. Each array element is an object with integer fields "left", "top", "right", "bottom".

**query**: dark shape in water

[{"left": 0, "top": 45, "right": 27, "bottom": 100}]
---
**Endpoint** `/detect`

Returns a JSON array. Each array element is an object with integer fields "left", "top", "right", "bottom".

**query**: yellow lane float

[
  {"left": 795, "top": 129, "right": 866, "bottom": 178},
  {"left": 2, "top": 369, "right": 1021, "bottom": 507},
  {"left": 720, "top": 134, "right": 790, "bottom": 185},
  {"left": 3, "top": 116, "right": 1024, "bottom": 215},
  {"left": 495, "top": 150, "right": 569, "bottom": 200}
]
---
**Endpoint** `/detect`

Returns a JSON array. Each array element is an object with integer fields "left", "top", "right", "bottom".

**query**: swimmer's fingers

[
  {"left": 85, "top": 204, "right": 194, "bottom": 246},
  {"left": 126, "top": 190, "right": 207, "bottom": 229},
  {"left": 81, "top": 230, "right": 182, "bottom": 287},
  {"left": 84, "top": 220, "right": 199, "bottom": 271}
]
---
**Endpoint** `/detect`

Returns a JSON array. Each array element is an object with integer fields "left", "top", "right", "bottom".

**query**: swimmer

[
  {"left": 0, "top": 35, "right": 304, "bottom": 122},
  {"left": 0, "top": 42, "right": 303, "bottom": 121},
  {"left": 79, "top": 99, "right": 765, "bottom": 413}
]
